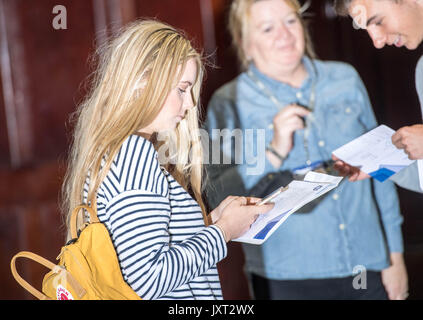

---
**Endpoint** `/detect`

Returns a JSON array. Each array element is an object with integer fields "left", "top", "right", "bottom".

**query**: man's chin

[
  {"left": 406, "top": 39, "right": 423, "bottom": 50},
  {"left": 405, "top": 43, "right": 417, "bottom": 50}
]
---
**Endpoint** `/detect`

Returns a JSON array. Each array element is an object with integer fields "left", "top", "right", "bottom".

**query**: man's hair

[
  {"left": 333, "top": 0, "right": 354, "bottom": 16},
  {"left": 333, "top": 0, "right": 400, "bottom": 16}
]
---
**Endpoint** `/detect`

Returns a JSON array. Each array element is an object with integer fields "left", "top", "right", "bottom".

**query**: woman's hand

[
  {"left": 210, "top": 196, "right": 240, "bottom": 224},
  {"left": 331, "top": 155, "right": 370, "bottom": 182},
  {"left": 270, "top": 104, "right": 311, "bottom": 158},
  {"left": 381, "top": 252, "right": 409, "bottom": 300},
  {"left": 213, "top": 196, "right": 274, "bottom": 242}
]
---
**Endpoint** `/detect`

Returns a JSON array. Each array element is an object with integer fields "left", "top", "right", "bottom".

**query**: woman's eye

[{"left": 178, "top": 88, "right": 186, "bottom": 95}]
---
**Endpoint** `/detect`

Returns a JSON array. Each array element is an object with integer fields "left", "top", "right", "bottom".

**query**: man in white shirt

[{"left": 333, "top": 0, "right": 423, "bottom": 193}]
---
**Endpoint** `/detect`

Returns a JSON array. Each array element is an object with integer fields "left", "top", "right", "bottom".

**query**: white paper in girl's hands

[{"left": 235, "top": 172, "right": 343, "bottom": 245}]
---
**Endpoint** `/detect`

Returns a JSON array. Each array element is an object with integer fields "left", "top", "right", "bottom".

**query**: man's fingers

[
  {"left": 392, "top": 129, "right": 408, "bottom": 149},
  {"left": 393, "top": 139, "right": 406, "bottom": 149}
]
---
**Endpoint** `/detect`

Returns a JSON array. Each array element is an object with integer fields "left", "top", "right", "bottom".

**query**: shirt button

[
  {"left": 332, "top": 193, "right": 339, "bottom": 200},
  {"left": 318, "top": 140, "right": 325, "bottom": 147},
  {"left": 268, "top": 174, "right": 274, "bottom": 179},
  {"left": 345, "top": 107, "right": 352, "bottom": 114},
  {"left": 268, "top": 124, "right": 274, "bottom": 130},
  {"left": 296, "top": 92, "right": 302, "bottom": 99},
  {"left": 339, "top": 224, "right": 346, "bottom": 230}
]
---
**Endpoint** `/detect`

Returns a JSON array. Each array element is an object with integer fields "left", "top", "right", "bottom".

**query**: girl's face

[
  {"left": 141, "top": 58, "right": 198, "bottom": 134},
  {"left": 244, "top": 0, "right": 305, "bottom": 77}
]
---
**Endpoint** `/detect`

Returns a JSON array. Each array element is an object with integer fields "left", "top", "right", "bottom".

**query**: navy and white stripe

[{"left": 86, "top": 134, "right": 227, "bottom": 300}]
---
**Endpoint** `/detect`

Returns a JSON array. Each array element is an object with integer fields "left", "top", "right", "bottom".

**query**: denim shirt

[{"left": 204, "top": 57, "right": 403, "bottom": 280}]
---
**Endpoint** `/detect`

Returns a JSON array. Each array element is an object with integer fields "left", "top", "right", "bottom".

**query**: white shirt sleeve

[
  {"left": 390, "top": 55, "right": 423, "bottom": 193},
  {"left": 389, "top": 161, "right": 423, "bottom": 193}
]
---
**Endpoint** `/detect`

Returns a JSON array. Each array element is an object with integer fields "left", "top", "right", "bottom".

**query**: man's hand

[
  {"left": 392, "top": 124, "right": 423, "bottom": 160},
  {"left": 381, "top": 252, "right": 409, "bottom": 300}
]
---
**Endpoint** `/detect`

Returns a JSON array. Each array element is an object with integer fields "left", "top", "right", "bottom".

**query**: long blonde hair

[
  {"left": 62, "top": 19, "right": 208, "bottom": 239},
  {"left": 228, "top": 0, "right": 316, "bottom": 70}
]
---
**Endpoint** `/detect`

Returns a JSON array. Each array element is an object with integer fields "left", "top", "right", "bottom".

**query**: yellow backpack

[{"left": 10, "top": 205, "right": 141, "bottom": 300}]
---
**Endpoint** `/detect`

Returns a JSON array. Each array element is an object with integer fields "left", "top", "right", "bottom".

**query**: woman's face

[
  {"left": 244, "top": 0, "right": 305, "bottom": 76},
  {"left": 142, "top": 58, "right": 198, "bottom": 134}
]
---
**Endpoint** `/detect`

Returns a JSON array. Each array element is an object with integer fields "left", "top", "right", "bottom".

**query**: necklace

[{"left": 247, "top": 65, "right": 317, "bottom": 166}]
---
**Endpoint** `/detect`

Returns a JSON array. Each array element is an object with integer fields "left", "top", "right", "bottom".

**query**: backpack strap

[
  {"left": 70, "top": 204, "right": 99, "bottom": 240},
  {"left": 10, "top": 251, "right": 56, "bottom": 300},
  {"left": 11, "top": 250, "right": 87, "bottom": 300}
]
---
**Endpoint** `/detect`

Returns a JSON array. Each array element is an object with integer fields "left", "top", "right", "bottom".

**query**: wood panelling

[
  {"left": 0, "top": 0, "right": 33, "bottom": 168},
  {"left": 0, "top": 207, "right": 24, "bottom": 299},
  {"left": 0, "top": 0, "right": 98, "bottom": 299},
  {"left": 0, "top": 203, "right": 63, "bottom": 299},
  {"left": 135, "top": 0, "right": 205, "bottom": 46},
  {"left": 16, "top": 0, "right": 96, "bottom": 165},
  {"left": 0, "top": 78, "right": 9, "bottom": 168},
  {"left": 0, "top": 162, "right": 64, "bottom": 207}
]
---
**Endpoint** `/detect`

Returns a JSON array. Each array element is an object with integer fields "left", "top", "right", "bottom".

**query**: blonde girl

[{"left": 61, "top": 19, "right": 272, "bottom": 300}]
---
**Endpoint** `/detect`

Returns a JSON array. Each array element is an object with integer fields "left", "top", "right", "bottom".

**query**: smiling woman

[
  {"left": 229, "top": 0, "right": 316, "bottom": 71},
  {"left": 243, "top": 0, "right": 307, "bottom": 85}
]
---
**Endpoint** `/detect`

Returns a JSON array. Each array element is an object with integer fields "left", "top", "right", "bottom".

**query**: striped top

[{"left": 87, "top": 134, "right": 227, "bottom": 300}]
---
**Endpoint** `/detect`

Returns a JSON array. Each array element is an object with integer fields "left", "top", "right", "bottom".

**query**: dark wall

[{"left": 1, "top": 0, "right": 422, "bottom": 300}]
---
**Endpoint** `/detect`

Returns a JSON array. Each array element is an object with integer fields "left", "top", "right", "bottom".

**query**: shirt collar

[{"left": 248, "top": 56, "right": 316, "bottom": 93}]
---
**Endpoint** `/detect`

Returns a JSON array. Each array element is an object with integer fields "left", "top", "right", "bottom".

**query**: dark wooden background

[{"left": 1, "top": 0, "right": 422, "bottom": 300}]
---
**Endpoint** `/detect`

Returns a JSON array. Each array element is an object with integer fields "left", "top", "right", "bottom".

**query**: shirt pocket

[{"left": 322, "top": 101, "right": 367, "bottom": 150}]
